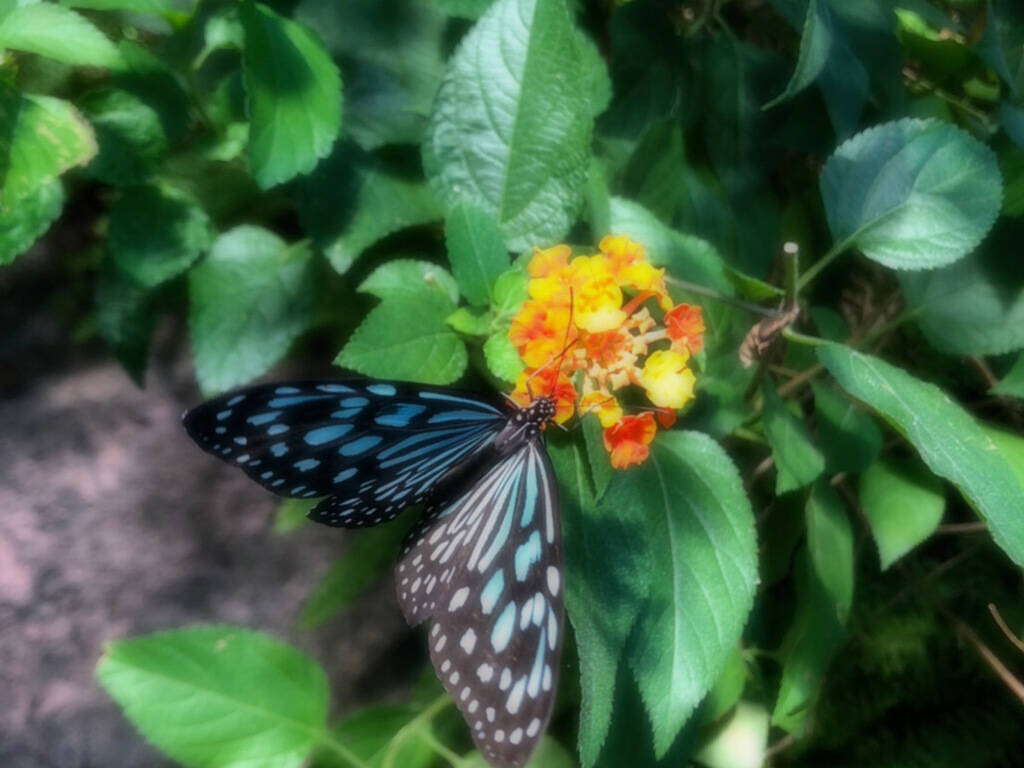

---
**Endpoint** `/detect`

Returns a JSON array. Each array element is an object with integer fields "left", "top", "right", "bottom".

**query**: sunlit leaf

[
  {"left": 0, "top": 177, "right": 63, "bottom": 265},
  {"left": 97, "top": 627, "right": 328, "bottom": 768},
  {"left": 820, "top": 119, "right": 1002, "bottom": 270},
  {"left": 694, "top": 702, "right": 769, "bottom": 768},
  {"left": 240, "top": 0, "right": 342, "bottom": 188},
  {"left": 0, "top": 2, "right": 123, "bottom": 69},
  {"left": 805, "top": 482, "right": 854, "bottom": 622},
  {"left": 358, "top": 260, "right": 459, "bottom": 305},
  {"left": 762, "top": 383, "right": 824, "bottom": 494},
  {"left": 445, "top": 202, "right": 509, "bottom": 306},
  {"left": 818, "top": 344, "right": 1024, "bottom": 566},
  {"left": 859, "top": 459, "right": 944, "bottom": 569}
]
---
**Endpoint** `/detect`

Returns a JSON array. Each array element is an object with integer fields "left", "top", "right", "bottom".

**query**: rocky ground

[{"left": 0, "top": 247, "right": 418, "bottom": 766}]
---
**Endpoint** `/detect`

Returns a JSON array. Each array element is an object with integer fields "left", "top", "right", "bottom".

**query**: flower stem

[
  {"left": 665, "top": 276, "right": 780, "bottom": 317},
  {"left": 796, "top": 240, "right": 849, "bottom": 291}
]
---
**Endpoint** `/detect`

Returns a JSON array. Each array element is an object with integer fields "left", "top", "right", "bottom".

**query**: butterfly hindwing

[
  {"left": 182, "top": 381, "right": 505, "bottom": 528},
  {"left": 396, "top": 441, "right": 562, "bottom": 768}
]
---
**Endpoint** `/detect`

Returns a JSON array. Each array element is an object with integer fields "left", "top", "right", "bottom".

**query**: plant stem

[
  {"left": 796, "top": 240, "right": 848, "bottom": 291},
  {"left": 782, "top": 241, "right": 799, "bottom": 310},
  {"left": 665, "top": 276, "right": 780, "bottom": 317},
  {"left": 781, "top": 327, "right": 826, "bottom": 347},
  {"left": 381, "top": 695, "right": 452, "bottom": 768},
  {"left": 318, "top": 733, "right": 374, "bottom": 768},
  {"left": 419, "top": 728, "right": 470, "bottom": 767}
]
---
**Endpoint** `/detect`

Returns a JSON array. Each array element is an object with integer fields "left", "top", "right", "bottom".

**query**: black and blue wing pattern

[
  {"left": 396, "top": 441, "right": 562, "bottom": 768},
  {"left": 182, "top": 381, "right": 505, "bottom": 528}
]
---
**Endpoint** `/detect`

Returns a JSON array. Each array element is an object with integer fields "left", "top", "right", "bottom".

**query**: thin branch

[
  {"left": 935, "top": 522, "right": 987, "bottom": 535},
  {"left": 665, "top": 276, "right": 781, "bottom": 317},
  {"left": 949, "top": 614, "right": 1024, "bottom": 705},
  {"left": 989, "top": 603, "right": 1024, "bottom": 654}
]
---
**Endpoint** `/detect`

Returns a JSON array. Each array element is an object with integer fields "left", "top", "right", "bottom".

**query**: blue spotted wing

[
  {"left": 182, "top": 381, "right": 505, "bottom": 528},
  {"left": 396, "top": 441, "right": 562, "bottom": 768}
]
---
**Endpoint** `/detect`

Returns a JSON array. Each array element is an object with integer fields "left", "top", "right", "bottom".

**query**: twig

[
  {"left": 936, "top": 522, "right": 987, "bottom": 535},
  {"left": 665, "top": 276, "right": 781, "bottom": 317},
  {"left": 989, "top": 603, "right": 1024, "bottom": 654},
  {"left": 949, "top": 613, "right": 1024, "bottom": 705},
  {"left": 746, "top": 455, "right": 775, "bottom": 490},
  {"left": 764, "top": 733, "right": 795, "bottom": 760}
]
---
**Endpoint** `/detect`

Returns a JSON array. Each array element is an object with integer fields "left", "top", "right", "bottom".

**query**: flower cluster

[{"left": 508, "top": 236, "right": 705, "bottom": 468}]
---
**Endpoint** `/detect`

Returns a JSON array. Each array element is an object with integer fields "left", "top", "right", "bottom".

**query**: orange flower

[
  {"left": 665, "top": 303, "right": 705, "bottom": 355},
  {"left": 511, "top": 366, "right": 577, "bottom": 424},
  {"left": 508, "top": 300, "right": 573, "bottom": 368},
  {"left": 603, "top": 413, "right": 657, "bottom": 469},
  {"left": 506, "top": 234, "right": 703, "bottom": 469}
]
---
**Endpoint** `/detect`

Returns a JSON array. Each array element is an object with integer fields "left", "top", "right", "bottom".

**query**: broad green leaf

[
  {"left": 859, "top": 459, "right": 944, "bottom": 570},
  {"left": 300, "top": 521, "right": 409, "bottom": 628},
  {"left": 109, "top": 185, "right": 212, "bottom": 287},
  {"left": 765, "top": 0, "right": 833, "bottom": 108},
  {"left": 0, "top": 177, "right": 63, "bottom": 265},
  {"left": 628, "top": 432, "right": 757, "bottom": 755},
  {"left": 273, "top": 498, "right": 315, "bottom": 534},
  {"left": 240, "top": 0, "right": 342, "bottom": 188},
  {"left": 189, "top": 226, "right": 319, "bottom": 395},
  {"left": 818, "top": 344, "right": 1024, "bottom": 566},
  {"left": 423, "top": 0, "right": 599, "bottom": 249},
  {"left": 694, "top": 702, "right": 769, "bottom": 768},
  {"left": 464, "top": 737, "right": 575, "bottom": 768},
  {"left": 0, "top": 90, "right": 95, "bottom": 217},
  {"left": 820, "top": 119, "right": 1002, "bottom": 270},
  {"left": 993, "top": 353, "right": 1024, "bottom": 399},
  {"left": 81, "top": 88, "right": 168, "bottom": 186},
  {"left": 96, "top": 260, "right": 160, "bottom": 385},
  {"left": 96, "top": 627, "right": 328, "bottom": 768},
  {"left": 811, "top": 381, "right": 881, "bottom": 474},
  {"left": 982, "top": 425, "right": 1024, "bottom": 491},
  {"left": 550, "top": 436, "right": 649, "bottom": 766},
  {"left": 358, "top": 260, "right": 459, "bottom": 304},
  {"left": 63, "top": 0, "right": 181, "bottom": 13},
  {"left": 445, "top": 202, "right": 509, "bottom": 306},
  {"left": 483, "top": 331, "right": 524, "bottom": 384},
  {"left": 772, "top": 549, "right": 844, "bottom": 735},
  {"left": 491, "top": 269, "right": 529, "bottom": 318},
  {"left": 435, "top": 0, "right": 493, "bottom": 19},
  {"left": 336, "top": 293, "right": 467, "bottom": 385},
  {"left": 0, "top": 3, "right": 124, "bottom": 69},
  {"left": 621, "top": 120, "right": 685, "bottom": 222},
  {"left": 975, "top": 0, "right": 1024, "bottom": 95},
  {"left": 805, "top": 482, "right": 854, "bottom": 622},
  {"left": 723, "top": 266, "right": 783, "bottom": 302},
  {"left": 311, "top": 705, "right": 434, "bottom": 768},
  {"left": 298, "top": 149, "right": 441, "bottom": 274},
  {"left": 900, "top": 223, "right": 1024, "bottom": 355},
  {"left": 581, "top": 414, "right": 612, "bottom": 502},
  {"left": 761, "top": 384, "right": 824, "bottom": 494}
]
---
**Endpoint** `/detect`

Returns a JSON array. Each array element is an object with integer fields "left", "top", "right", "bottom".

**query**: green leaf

[
  {"left": 820, "top": 119, "right": 1002, "bottom": 270},
  {"left": 63, "top": 0, "right": 181, "bottom": 13},
  {"left": 549, "top": 436, "right": 649, "bottom": 766},
  {"left": 189, "top": 226, "right": 319, "bottom": 396},
  {"left": 81, "top": 88, "right": 168, "bottom": 186},
  {"left": 312, "top": 705, "right": 434, "bottom": 768},
  {"left": 423, "top": 0, "right": 599, "bottom": 249},
  {"left": 109, "top": 185, "right": 212, "bottom": 287},
  {"left": 805, "top": 482, "right": 854, "bottom": 622},
  {"left": 336, "top": 293, "right": 468, "bottom": 385},
  {"left": 694, "top": 702, "right": 769, "bottom": 768},
  {"left": 771, "top": 548, "right": 844, "bottom": 735},
  {"left": 581, "top": 414, "right": 612, "bottom": 502},
  {"left": 0, "top": 3, "right": 124, "bottom": 69},
  {"left": 96, "top": 259, "right": 160, "bottom": 385},
  {"left": 992, "top": 353, "right": 1024, "bottom": 399},
  {"left": 96, "top": 627, "right": 328, "bottom": 768},
  {"left": 765, "top": 0, "right": 834, "bottom": 108},
  {"left": 860, "top": 459, "right": 944, "bottom": 570},
  {"left": 811, "top": 381, "right": 881, "bottom": 474},
  {"left": 723, "top": 265, "right": 784, "bottom": 302},
  {"left": 628, "top": 432, "right": 757, "bottom": 755},
  {"left": 273, "top": 498, "right": 315, "bottom": 534},
  {"left": 358, "top": 259, "right": 459, "bottom": 304},
  {"left": 298, "top": 149, "right": 441, "bottom": 274},
  {"left": 464, "top": 737, "right": 575, "bottom": 768},
  {"left": 0, "top": 89, "right": 95, "bottom": 217},
  {"left": 300, "top": 521, "right": 409, "bottom": 628},
  {"left": 483, "top": 331, "right": 524, "bottom": 384},
  {"left": 700, "top": 650, "right": 747, "bottom": 724},
  {"left": 435, "top": 0, "right": 494, "bottom": 19},
  {"left": 982, "top": 425, "right": 1024, "bottom": 491},
  {"left": 621, "top": 120, "right": 685, "bottom": 222},
  {"left": 900, "top": 223, "right": 1024, "bottom": 356},
  {"left": 445, "top": 202, "right": 509, "bottom": 306},
  {"left": 447, "top": 307, "right": 492, "bottom": 336},
  {"left": 975, "top": 0, "right": 1024, "bottom": 95},
  {"left": 240, "top": 0, "right": 342, "bottom": 188},
  {"left": 817, "top": 344, "right": 1024, "bottom": 566},
  {"left": 491, "top": 269, "right": 529, "bottom": 318},
  {"left": 761, "top": 384, "right": 824, "bottom": 494},
  {"left": 0, "top": 176, "right": 63, "bottom": 265}
]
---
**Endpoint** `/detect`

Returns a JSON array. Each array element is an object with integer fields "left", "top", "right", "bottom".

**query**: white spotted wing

[{"left": 396, "top": 441, "right": 562, "bottom": 768}]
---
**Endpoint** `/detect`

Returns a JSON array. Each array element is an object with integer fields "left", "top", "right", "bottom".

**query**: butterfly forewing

[
  {"left": 182, "top": 381, "right": 505, "bottom": 528},
  {"left": 396, "top": 441, "right": 562, "bottom": 768}
]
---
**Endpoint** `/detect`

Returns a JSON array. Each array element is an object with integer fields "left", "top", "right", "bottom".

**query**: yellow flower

[
  {"left": 578, "top": 390, "right": 624, "bottom": 428},
  {"left": 640, "top": 349, "right": 696, "bottom": 409},
  {"left": 528, "top": 244, "right": 571, "bottom": 278},
  {"left": 569, "top": 256, "right": 626, "bottom": 332}
]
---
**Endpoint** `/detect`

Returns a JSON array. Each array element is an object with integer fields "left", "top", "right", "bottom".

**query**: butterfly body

[{"left": 182, "top": 380, "right": 563, "bottom": 767}]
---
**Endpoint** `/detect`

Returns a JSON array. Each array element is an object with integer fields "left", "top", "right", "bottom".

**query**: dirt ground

[{"left": 0, "top": 248, "right": 418, "bottom": 766}]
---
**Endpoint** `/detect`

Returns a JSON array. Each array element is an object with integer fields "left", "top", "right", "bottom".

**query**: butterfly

[{"left": 182, "top": 379, "right": 562, "bottom": 767}]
